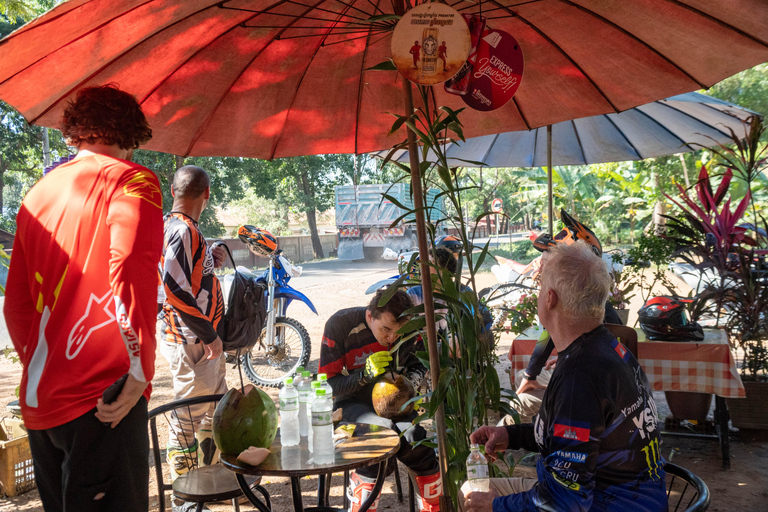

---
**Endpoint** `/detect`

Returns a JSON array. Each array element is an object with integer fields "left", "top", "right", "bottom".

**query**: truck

[{"left": 335, "top": 184, "right": 441, "bottom": 260}]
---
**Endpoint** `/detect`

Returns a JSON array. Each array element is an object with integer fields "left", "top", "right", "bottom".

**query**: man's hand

[
  {"left": 204, "top": 336, "right": 223, "bottom": 360},
  {"left": 470, "top": 426, "right": 509, "bottom": 461},
  {"left": 516, "top": 378, "right": 546, "bottom": 396},
  {"left": 544, "top": 357, "right": 557, "bottom": 371},
  {"left": 362, "top": 351, "right": 392, "bottom": 383},
  {"left": 464, "top": 488, "right": 500, "bottom": 512},
  {"left": 211, "top": 245, "right": 226, "bottom": 269},
  {"left": 95, "top": 375, "right": 148, "bottom": 428}
]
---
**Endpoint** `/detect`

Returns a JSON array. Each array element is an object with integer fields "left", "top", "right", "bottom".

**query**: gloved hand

[{"left": 362, "top": 351, "right": 392, "bottom": 383}]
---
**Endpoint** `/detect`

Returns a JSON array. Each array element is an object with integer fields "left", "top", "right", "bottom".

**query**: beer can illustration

[
  {"left": 421, "top": 26, "right": 440, "bottom": 76},
  {"left": 444, "top": 15, "right": 486, "bottom": 95}
]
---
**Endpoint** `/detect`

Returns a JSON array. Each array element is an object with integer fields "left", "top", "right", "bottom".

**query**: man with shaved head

[{"left": 157, "top": 165, "right": 227, "bottom": 511}]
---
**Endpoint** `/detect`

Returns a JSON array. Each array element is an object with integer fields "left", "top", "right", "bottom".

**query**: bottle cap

[
  {"left": 318, "top": 373, "right": 327, "bottom": 381},
  {"left": 470, "top": 443, "right": 479, "bottom": 450},
  {"left": 316, "top": 389, "right": 326, "bottom": 396},
  {"left": 285, "top": 377, "right": 294, "bottom": 386},
  {"left": 296, "top": 366, "right": 305, "bottom": 374},
  {"left": 311, "top": 381, "right": 321, "bottom": 389},
  {"left": 302, "top": 371, "right": 311, "bottom": 377}
]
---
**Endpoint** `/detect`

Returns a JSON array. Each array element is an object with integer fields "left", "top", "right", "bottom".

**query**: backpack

[{"left": 216, "top": 244, "right": 268, "bottom": 352}]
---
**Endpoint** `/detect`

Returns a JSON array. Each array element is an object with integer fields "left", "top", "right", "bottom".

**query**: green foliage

[
  {"left": 227, "top": 190, "right": 291, "bottom": 236},
  {"left": 381, "top": 88, "right": 515, "bottom": 506},
  {"left": 624, "top": 233, "right": 679, "bottom": 317},
  {"left": 489, "top": 240, "right": 539, "bottom": 264}
]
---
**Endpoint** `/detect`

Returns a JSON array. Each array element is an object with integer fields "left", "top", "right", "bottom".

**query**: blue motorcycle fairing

[{"left": 274, "top": 286, "right": 317, "bottom": 314}]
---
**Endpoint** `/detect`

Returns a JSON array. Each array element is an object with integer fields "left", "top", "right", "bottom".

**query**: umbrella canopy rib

[
  {"left": 480, "top": 133, "right": 503, "bottom": 165},
  {"left": 182, "top": 0, "right": 332, "bottom": 157},
  {"left": 632, "top": 106, "right": 695, "bottom": 153},
  {"left": 511, "top": 96, "right": 532, "bottom": 131},
  {"left": 656, "top": 100, "right": 736, "bottom": 140},
  {"left": 268, "top": 0, "right": 363, "bottom": 158},
  {"left": 570, "top": 119, "right": 588, "bottom": 164},
  {"left": 488, "top": 0, "right": 620, "bottom": 112},
  {"left": 602, "top": 114, "right": 644, "bottom": 160},
  {"left": 564, "top": 0, "right": 704, "bottom": 88},
  {"left": 671, "top": 0, "right": 768, "bottom": 47},
  {"left": 25, "top": 1, "right": 229, "bottom": 126},
  {"left": 353, "top": 1, "right": 380, "bottom": 156},
  {"left": 530, "top": 125, "right": 539, "bottom": 168}
]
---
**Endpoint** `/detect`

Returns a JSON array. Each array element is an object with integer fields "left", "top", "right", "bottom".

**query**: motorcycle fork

[{"left": 264, "top": 257, "right": 287, "bottom": 352}]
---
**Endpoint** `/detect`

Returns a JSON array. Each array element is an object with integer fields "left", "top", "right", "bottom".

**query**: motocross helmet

[
  {"left": 238, "top": 225, "right": 278, "bottom": 256},
  {"left": 533, "top": 209, "right": 602, "bottom": 257},
  {"left": 638, "top": 296, "right": 704, "bottom": 341},
  {"left": 435, "top": 235, "right": 463, "bottom": 257}
]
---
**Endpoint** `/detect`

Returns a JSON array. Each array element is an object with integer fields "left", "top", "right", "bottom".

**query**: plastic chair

[
  {"left": 665, "top": 462, "right": 710, "bottom": 512},
  {"left": 148, "top": 394, "right": 271, "bottom": 512},
  {"left": 604, "top": 323, "right": 639, "bottom": 359}
]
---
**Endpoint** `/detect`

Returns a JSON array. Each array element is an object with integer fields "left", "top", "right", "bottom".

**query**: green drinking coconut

[{"left": 213, "top": 386, "right": 278, "bottom": 455}]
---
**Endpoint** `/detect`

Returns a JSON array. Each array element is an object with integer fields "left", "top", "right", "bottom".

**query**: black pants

[
  {"left": 27, "top": 397, "right": 149, "bottom": 512},
  {"left": 339, "top": 400, "right": 438, "bottom": 479}
]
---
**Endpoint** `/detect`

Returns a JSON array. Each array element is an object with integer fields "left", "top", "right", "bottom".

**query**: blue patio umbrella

[{"left": 379, "top": 92, "right": 757, "bottom": 232}]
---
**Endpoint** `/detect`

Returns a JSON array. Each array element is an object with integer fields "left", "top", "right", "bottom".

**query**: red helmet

[
  {"left": 638, "top": 296, "right": 704, "bottom": 341},
  {"left": 238, "top": 225, "right": 277, "bottom": 256},
  {"left": 533, "top": 209, "right": 602, "bottom": 257}
]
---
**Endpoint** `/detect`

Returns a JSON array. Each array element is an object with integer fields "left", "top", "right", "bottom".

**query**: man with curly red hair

[{"left": 4, "top": 84, "right": 163, "bottom": 512}]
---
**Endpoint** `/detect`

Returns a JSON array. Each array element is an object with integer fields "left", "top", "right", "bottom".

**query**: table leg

[
  {"left": 291, "top": 476, "right": 305, "bottom": 512},
  {"left": 234, "top": 473, "right": 271, "bottom": 512},
  {"left": 359, "top": 461, "right": 388, "bottom": 512},
  {"left": 715, "top": 396, "right": 730, "bottom": 469},
  {"left": 317, "top": 474, "right": 327, "bottom": 508}
]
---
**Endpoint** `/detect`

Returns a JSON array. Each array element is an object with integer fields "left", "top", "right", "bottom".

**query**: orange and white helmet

[
  {"left": 533, "top": 209, "right": 602, "bottom": 257},
  {"left": 238, "top": 225, "right": 278, "bottom": 256}
]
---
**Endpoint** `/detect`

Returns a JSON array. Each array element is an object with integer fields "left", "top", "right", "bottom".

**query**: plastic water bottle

[
  {"left": 466, "top": 444, "right": 490, "bottom": 492},
  {"left": 307, "top": 381, "right": 322, "bottom": 453},
  {"left": 297, "top": 371, "right": 313, "bottom": 437},
  {"left": 312, "top": 389, "right": 335, "bottom": 465},
  {"left": 317, "top": 373, "right": 333, "bottom": 404},
  {"left": 279, "top": 378, "right": 300, "bottom": 446}
]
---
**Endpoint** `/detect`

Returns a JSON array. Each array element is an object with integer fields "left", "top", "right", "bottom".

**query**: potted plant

[{"left": 664, "top": 116, "right": 768, "bottom": 428}]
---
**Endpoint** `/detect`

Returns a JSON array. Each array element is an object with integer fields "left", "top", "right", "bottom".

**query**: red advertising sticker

[{"left": 462, "top": 29, "right": 524, "bottom": 111}]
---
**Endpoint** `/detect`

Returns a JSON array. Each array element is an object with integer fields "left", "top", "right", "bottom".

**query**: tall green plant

[{"left": 381, "top": 86, "right": 514, "bottom": 505}]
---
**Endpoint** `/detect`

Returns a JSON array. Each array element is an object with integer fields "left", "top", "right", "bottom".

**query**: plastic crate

[{"left": 0, "top": 417, "right": 35, "bottom": 497}]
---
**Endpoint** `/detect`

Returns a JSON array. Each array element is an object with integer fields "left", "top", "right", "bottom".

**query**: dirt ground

[{"left": 1, "top": 268, "right": 767, "bottom": 511}]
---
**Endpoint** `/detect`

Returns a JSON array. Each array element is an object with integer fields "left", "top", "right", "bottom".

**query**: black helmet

[
  {"left": 435, "top": 235, "right": 462, "bottom": 256},
  {"left": 638, "top": 296, "right": 704, "bottom": 341}
]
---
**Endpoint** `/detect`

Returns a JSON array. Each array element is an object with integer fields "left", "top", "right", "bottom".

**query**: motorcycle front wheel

[{"left": 241, "top": 316, "right": 311, "bottom": 387}]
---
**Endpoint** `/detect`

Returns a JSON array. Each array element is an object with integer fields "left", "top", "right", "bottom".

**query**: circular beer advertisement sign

[
  {"left": 391, "top": 3, "right": 471, "bottom": 86},
  {"left": 462, "top": 29, "right": 524, "bottom": 111}
]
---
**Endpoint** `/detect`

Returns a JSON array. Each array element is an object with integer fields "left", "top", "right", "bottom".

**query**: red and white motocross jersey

[{"left": 4, "top": 153, "right": 163, "bottom": 430}]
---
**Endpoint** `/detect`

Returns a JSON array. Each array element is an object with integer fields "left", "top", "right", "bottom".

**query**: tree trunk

[
  {"left": 678, "top": 154, "right": 690, "bottom": 188},
  {"left": 299, "top": 170, "right": 324, "bottom": 259},
  {"left": 175, "top": 155, "right": 185, "bottom": 170},
  {"left": 652, "top": 172, "right": 666, "bottom": 234}
]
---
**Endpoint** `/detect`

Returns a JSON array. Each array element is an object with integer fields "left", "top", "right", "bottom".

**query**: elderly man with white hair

[{"left": 462, "top": 241, "right": 666, "bottom": 512}]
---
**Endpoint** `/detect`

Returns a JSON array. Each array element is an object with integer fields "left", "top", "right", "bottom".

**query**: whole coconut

[
  {"left": 372, "top": 374, "right": 416, "bottom": 420},
  {"left": 212, "top": 387, "right": 278, "bottom": 456}
]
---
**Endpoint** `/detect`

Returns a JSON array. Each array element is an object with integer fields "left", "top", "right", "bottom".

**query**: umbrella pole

[
  {"left": 547, "top": 124, "right": 553, "bottom": 234},
  {"left": 402, "top": 81, "right": 452, "bottom": 511}
]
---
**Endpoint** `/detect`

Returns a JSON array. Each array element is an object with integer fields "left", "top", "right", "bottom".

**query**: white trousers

[{"left": 458, "top": 477, "right": 537, "bottom": 512}]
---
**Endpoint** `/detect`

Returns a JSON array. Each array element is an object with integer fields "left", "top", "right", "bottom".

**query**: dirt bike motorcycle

[{"left": 220, "top": 226, "right": 316, "bottom": 387}]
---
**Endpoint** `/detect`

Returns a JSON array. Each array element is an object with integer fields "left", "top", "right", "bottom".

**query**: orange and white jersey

[
  {"left": 158, "top": 212, "right": 223, "bottom": 345},
  {"left": 4, "top": 154, "right": 164, "bottom": 430}
]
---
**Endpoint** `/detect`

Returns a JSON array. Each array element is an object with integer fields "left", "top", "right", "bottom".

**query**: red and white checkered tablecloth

[{"left": 508, "top": 327, "right": 746, "bottom": 399}]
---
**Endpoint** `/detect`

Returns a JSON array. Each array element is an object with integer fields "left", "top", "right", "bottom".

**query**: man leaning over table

[{"left": 462, "top": 241, "right": 666, "bottom": 512}]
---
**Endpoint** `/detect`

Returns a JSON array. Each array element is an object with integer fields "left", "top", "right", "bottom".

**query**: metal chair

[
  {"left": 148, "top": 394, "right": 271, "bottom": 512},
  {"left": 665, "top": 462, "right": 710, "bottom": 512}
]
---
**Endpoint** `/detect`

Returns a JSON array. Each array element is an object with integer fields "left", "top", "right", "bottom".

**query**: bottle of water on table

[
  {"left": 312, "top": 389, "right": 335, "bottom": 465},
  {"left": 317, "top": 373, "right": 333, "bottom": 404},
  {"left": 467, "top": 443, "right": 490, "bottom": 492},
  {"left": 307, "top": 381, "right": 322, "bottom": 453},
  {"left": 279, "top": 377, "right": 300, "bottom": 446},
  {"left": 297, "top": 370, "right": 312, "bottom": 437}
]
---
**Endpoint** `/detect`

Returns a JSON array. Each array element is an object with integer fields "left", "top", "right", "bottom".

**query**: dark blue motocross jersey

[
  {"left": 524, "top": 301, "right": 622, "bottom": 381},
  {"left": 497, "top": 325, "right": 667, "bottom": 512}
]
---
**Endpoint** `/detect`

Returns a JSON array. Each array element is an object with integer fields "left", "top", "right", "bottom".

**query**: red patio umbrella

[
  {"left": 2, "top": 2, "right": 767, "bottom": 507},
  {"left": 0, "top": 0, "right": 767, "bottom": 160}
]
